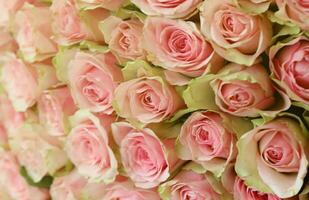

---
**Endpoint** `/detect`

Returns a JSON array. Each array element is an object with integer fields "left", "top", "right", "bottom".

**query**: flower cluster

[{"left": 0, "top": 0, "right": 308, "bottom": 199}]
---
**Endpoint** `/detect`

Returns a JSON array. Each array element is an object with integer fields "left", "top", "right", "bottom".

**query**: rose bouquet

[{"left": 0, "top": 0, "right": 308, "bottom": 199}]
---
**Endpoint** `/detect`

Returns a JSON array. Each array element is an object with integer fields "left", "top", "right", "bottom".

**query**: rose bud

[
  {"left": 235, "top": 117, "right": 309, "bottom": 198},
  {"left": 176, "top": 110, "right": 252, "bottom": 176},
  {"left": 269, "top": 36, "right": 309, "bottom": 105},
  {"left": 143, "top": 17, "right": 223, "bottom": 77},
  {"left": 200, "top": 0, "right": 272, "bottom": 66},
  {"left": 12, "top": 5, "right": 58, "bottom": 62},
  {"left": 111, "top": 122, "right": 179, "bottom": 188},
  {"left": 65, "top": 110, "right": 118, "bottom": 183},
  {"left": 113, "top": 76, "right": 184, "bottom": 124},
  {"left": 65, "top": 51, "right": 123, "bottom": 114},
  {"left": 0, "top": 53, "right": 58, "bottom": 112},
  {"left": 275, "top": 0, "right": 309, "bottom": 30},
  {"left": 184, "top": 63, "right": 291, "bottom": 118},
  {"left": 100, "top": 16, "right": 146, "bottom": 61},
  {"left": 37, "top": 87, "right": 77, "bottom": 137},
  {"left": 51, "top": 0, "right": 109, "bottom": 46},
  {"left": 131, "top": 0, "right": 201, "bottom": 18}
]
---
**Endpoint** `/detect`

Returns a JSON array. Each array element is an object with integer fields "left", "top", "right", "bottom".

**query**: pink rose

[
  {"left": 51, "top": 170, "right": 106, "bottom": 200},
  {"left": 0, "top": 29, "right": 18, "bottom": 52},
  {"left": 65, "top": 110, "right": 118, "bottom": 183},
  {"left": 111, "top": 122, "right": 178, "bottom": 188},
  {"left": 270, "top": 36, "right": 309, "bottom": 104},
  {"left": 131, "top": 0, "right": 201, "bottom": 18},
  {"left": 101, "top": 16, "right": 146, "bottom": 61},
  {"left": 68, "top": 51, "right": 123, "bottom": 114},
  {"left": 51, "top": 0, "right": 109, "bottom": 45},
  {"left": 159, "top": 170, "right": 222, "bottom": 200},
  {"left": 200, "top": 0, "right": 272, "bottom": 66},
  {"left": 210, "top": 63, "right": 290, "bottom": 117},
  {"left": 0, "top": 53, "right": 38, "bottom": 111},
  {"left": 275, "top": 0, "right": 309, "bottom": 30},
  {"left": 77, "top": 0, "right": 124, "bottom": 10},
  {"left": 51, "top": 0, "right": 89, "bottom": 45},
  {"left": 144, "top": 17, "right": 223, "bottom": 77},
  {"left": 101, "top": 181, "right": 160, "bottom": 200},
  {"left": 1, "top": 53, "right": 58, "bottom": 112},
  {"left": 0, "top": 151, "right": 49, "bottom": 200},
  {"left": 10, "top": 124, "right": 69, "bottom": 182},
  {"left": 0, "top": 93, "right": 25, "bottom": 134},
  {"left": 235, "top": 117, "right": 309, "bottom": 198},
  {"left": 113, "top": 77, "right": 184, "bottom": 124},
  {"left": 13, "top": 5, "right": 58, "bottom": 62},
  {"left": 177, "top": 111, "right": 237, "bottom": 176},
  {"left": 37, "top": 87, "right": 77, "bottom": 137}
]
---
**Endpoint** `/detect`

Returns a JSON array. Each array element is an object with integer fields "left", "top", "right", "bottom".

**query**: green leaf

[
  {"left": 20, "top": 167, "right": 53, "bottom": 188},
  {"left": 293, "top": 101, "right": 309, "bottom": 111},
  {"left": 79, "top": 40, "right": 109, "bottom": 53},
  {"left": 205, "top": 173, "right": 233, "bottom": 200},
  {"left": 182, "top": 162, "right": 207, "bottom": 174},
  {"left": 233, "top": 0, "right": 271, "bottom": 15},
  {"left": 98, "top": 16, "right": 122, "bottom": 43},
  {"left": 278, "top": 112, "right": 309, "bottom": 138},
  {"left": 147, "top": 122, "right": 182, "bottom": 139},
  {"left": 52, "top": 161, "right": 74, "bottom": 177},
  {"left": 121, "top": 60, "right": 164, "bottom": 81},
  {"left": 303, "top": 110, "right": 309, "bottom": 129},
  {"left": 122, "top": 3, "right": 142, "bottom": 12},
  {"left": 113, "top": 8, "right": 146, "bottom": 21},
  {"left": 52, "top": 47, "right": 78, "bottom": 83},
  {"left": 167, "top": 107, "right": 198, "bottom": 123},
  {"left": 183, "top": 74, "right": 219, "bottom": 110},
  {"left": 158, "top": 181, "right": 173, "bottom": 200}
]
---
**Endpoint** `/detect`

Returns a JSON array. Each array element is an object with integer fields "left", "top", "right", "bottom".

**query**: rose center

[
  {"left": 83, "top": 83, "right": 109, "bottom": 104},
  {"left": 173, "top": 36, "right": 188, "bottom": 50},
  {"left": 293, "top": 48, "right": 309, "bottom": 89},
  {"left": 139, "top": 90, "right": 160, "bottom": 111},
  {"left": 263, "top": 146, "right": 283, "bottom": 164},
  {"left": 192, "top": 122, "right": 222, "bottom": 155},
  {"left": 228, "top": 88, "right": 251, "bottom": 108},
  {"left": 168, "top": 30, "right": 192, "bottom": 54},
  {"left": 136, "top": 147, "right": 150, "bottom": 163},
  {"left": 119, "top": 35, "right": 131, "bottom": 50}
]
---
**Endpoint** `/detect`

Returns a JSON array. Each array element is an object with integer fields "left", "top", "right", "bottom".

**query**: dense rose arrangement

[{"left": 0, "top": 0, "right": 308, "bottom": 199}]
